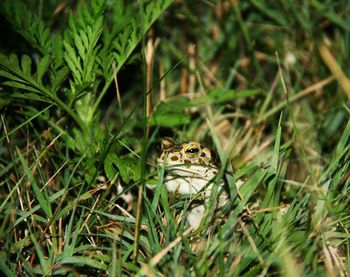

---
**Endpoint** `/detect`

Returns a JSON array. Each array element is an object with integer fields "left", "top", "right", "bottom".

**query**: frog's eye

[{"left": 184, "top": 145, "right": 200, "bottom": 158}]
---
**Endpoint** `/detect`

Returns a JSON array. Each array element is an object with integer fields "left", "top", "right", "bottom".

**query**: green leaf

[
  {"left": 59, "top": 256, "right": 108, "bottom": 271},
  {"left": 106, "top": 153, "right": 140, "bottom": 183},
  {"left": 271, "top": 113, "right": 283, "bottom": 172},
  {"left": 1, "top": 0, "right": 52, "bottom": 54},
  {"left": 63, "top": 42, "right": 82, "bottom": 83},
  {"left": 74, "top": 32, "right": 86, "bottom": 59},
  {"left": 104, "top": 158, "right": 118, "bottom": 181},
  {"left": 149, "top": 111, "right": 191, "bottom": 127},
  {"left": 207, "top": 88, "right": 261, "bottom": 104},
  {"left": 21, "top": 55, "right": 32, "bottom": 77},
  {"left": 0, "top": 70, "right": 25, "bottom": 83},
  {"left": 91, "top": 0, "right": 106, "bottom": 16},
  {"left": 112, "top": 0, "right": 174, "bottom": 73},
  {"left": 36, "top": 55, "right": 51, "bottom": 83},
  {"left": 2, "top": 81, "right": 41, "bottom": 93},
  {"left": 50, "top": 66, "right": 69, "bottom": 92},
  {"left": 149, "top": 98, "right": 192, "bottom": 127}
]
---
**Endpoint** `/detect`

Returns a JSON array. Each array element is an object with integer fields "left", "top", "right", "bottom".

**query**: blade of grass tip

[
  {"left": 223, "top": 61, "right": 240, "bottom": 89},
  {"left": 16, "top": 147, "right": 52, "bottom": 219},
  {"left": 257, "top": 112, "right": 283, "bottom": 215},
  {"left": 258, "top": 73, "right": 279, "bottom": 118},
  {"left": 320, "top": 119, "right": 350, "bottom": 182},
  {"left": 0, "top": 174, "right": 24, "bottom": 213},
  {"left": 271, "top": 112, "right": 283, "bottom": 172},
  {"left": 334, "top": 119, "right": 350, "bottom": 158},
  {"left": 63, "top": 210, "right": 85, "bottom": 256}
]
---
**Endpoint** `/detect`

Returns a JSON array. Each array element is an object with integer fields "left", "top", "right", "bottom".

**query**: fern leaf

[
  {"left": 21, "top": 55, "right": 32, "bottom": 78},
  {"left": 0, "top": 0, "right": 52, "bottom": 55},
  {"left": 63, "top": 42, "right": 83, "bottom": 84},
  {"left": 3, "top": 81, "right": 41, "bottom": 94},
  {"left": 91, "top": 0, "right": 106, "bottom": 16},
  {"left": 36, "top": 55, "right": 51, "bottom": 83},
  {"left": 50, "top": 67, "right": 69, "bottom": 93},
  {"left": 0, "top": 70, "right": 24, "bottom": 83},
  {"left": 112, "top": 0, "right": 174, "bottom": 74},
  {"left": 0, "top": 52, "right": 54, "bottom": 102}
]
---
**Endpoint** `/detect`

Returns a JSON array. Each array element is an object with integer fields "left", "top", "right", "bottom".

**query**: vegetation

[{"left": 0, "top": 0, "right": 349, "bottom": 275}]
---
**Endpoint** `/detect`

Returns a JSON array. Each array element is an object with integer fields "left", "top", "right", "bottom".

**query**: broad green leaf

[
  {"left": 104, "top": 155, "right": 118, "bottom": 180},
  {"left": 106, "top": 153, "right": 140, "bottom": 183},
  {"left": 149, "top": 112, "right": 190, "bottom": 127},
  {"left": 207, "top": 88, "right": 261, "bottom": 104},
  {"left": 149, "top": 98, "right": 192, "bottom": 127}
]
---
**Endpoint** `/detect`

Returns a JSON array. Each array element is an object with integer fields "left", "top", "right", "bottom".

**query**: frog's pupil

[{"left": 186, "top": 147, "right": 199, "bottom": 154}]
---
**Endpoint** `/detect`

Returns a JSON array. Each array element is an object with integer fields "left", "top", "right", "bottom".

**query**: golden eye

[{"left": 184, "top": 145, "right": 200, "bottom": 158}]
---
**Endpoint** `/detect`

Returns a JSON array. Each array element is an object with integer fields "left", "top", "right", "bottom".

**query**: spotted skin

[{"left": 157, "top": 137, "right": 228, "bottom": 230}]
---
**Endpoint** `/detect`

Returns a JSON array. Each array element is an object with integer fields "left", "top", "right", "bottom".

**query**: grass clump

[{"left": 0, "top": 0, "right": 349, "bottom": 275}]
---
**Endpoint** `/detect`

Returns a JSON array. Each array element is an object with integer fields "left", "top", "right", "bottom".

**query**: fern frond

[
  {"left": 0, "top": 53, "right": 51, "bottom": 99},
  {"left": 0, "top": 0, "right": 52, "bottom": 55},
  {"left": 0, "top": 53, "right": 83, "bottom": 127},
  {"left": 93, "top": 0, "right": 174, "bottom": 113},
  {"left": 62, "top": 1, "right": 106, "bottom": 124},
  {"left": 112, "top": 0, "right": 174, "bottom": 74},
  {"left": 64, "top": 11, "right": 104, "bottom": 88}
]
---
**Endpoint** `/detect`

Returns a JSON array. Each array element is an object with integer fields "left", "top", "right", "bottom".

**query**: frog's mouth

[{"left": 164, "top": 163, "right": 217, "bottom": 178}]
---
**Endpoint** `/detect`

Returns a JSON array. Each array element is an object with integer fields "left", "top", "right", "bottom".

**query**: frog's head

[{"left": 157, "top": 138, "right": 214, "bottom": 176}]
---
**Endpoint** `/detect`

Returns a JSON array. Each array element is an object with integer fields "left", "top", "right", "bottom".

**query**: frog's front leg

[
  {"left": 165, "top": 175, "right": 196, "bottom": 194},
  {"left": 186, "top": 204, "right": 205, "bottom": 230}
]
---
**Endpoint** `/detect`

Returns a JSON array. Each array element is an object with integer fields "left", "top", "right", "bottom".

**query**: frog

[{"left": 156, "top": 137, "right": 229, "bottom": 230}]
